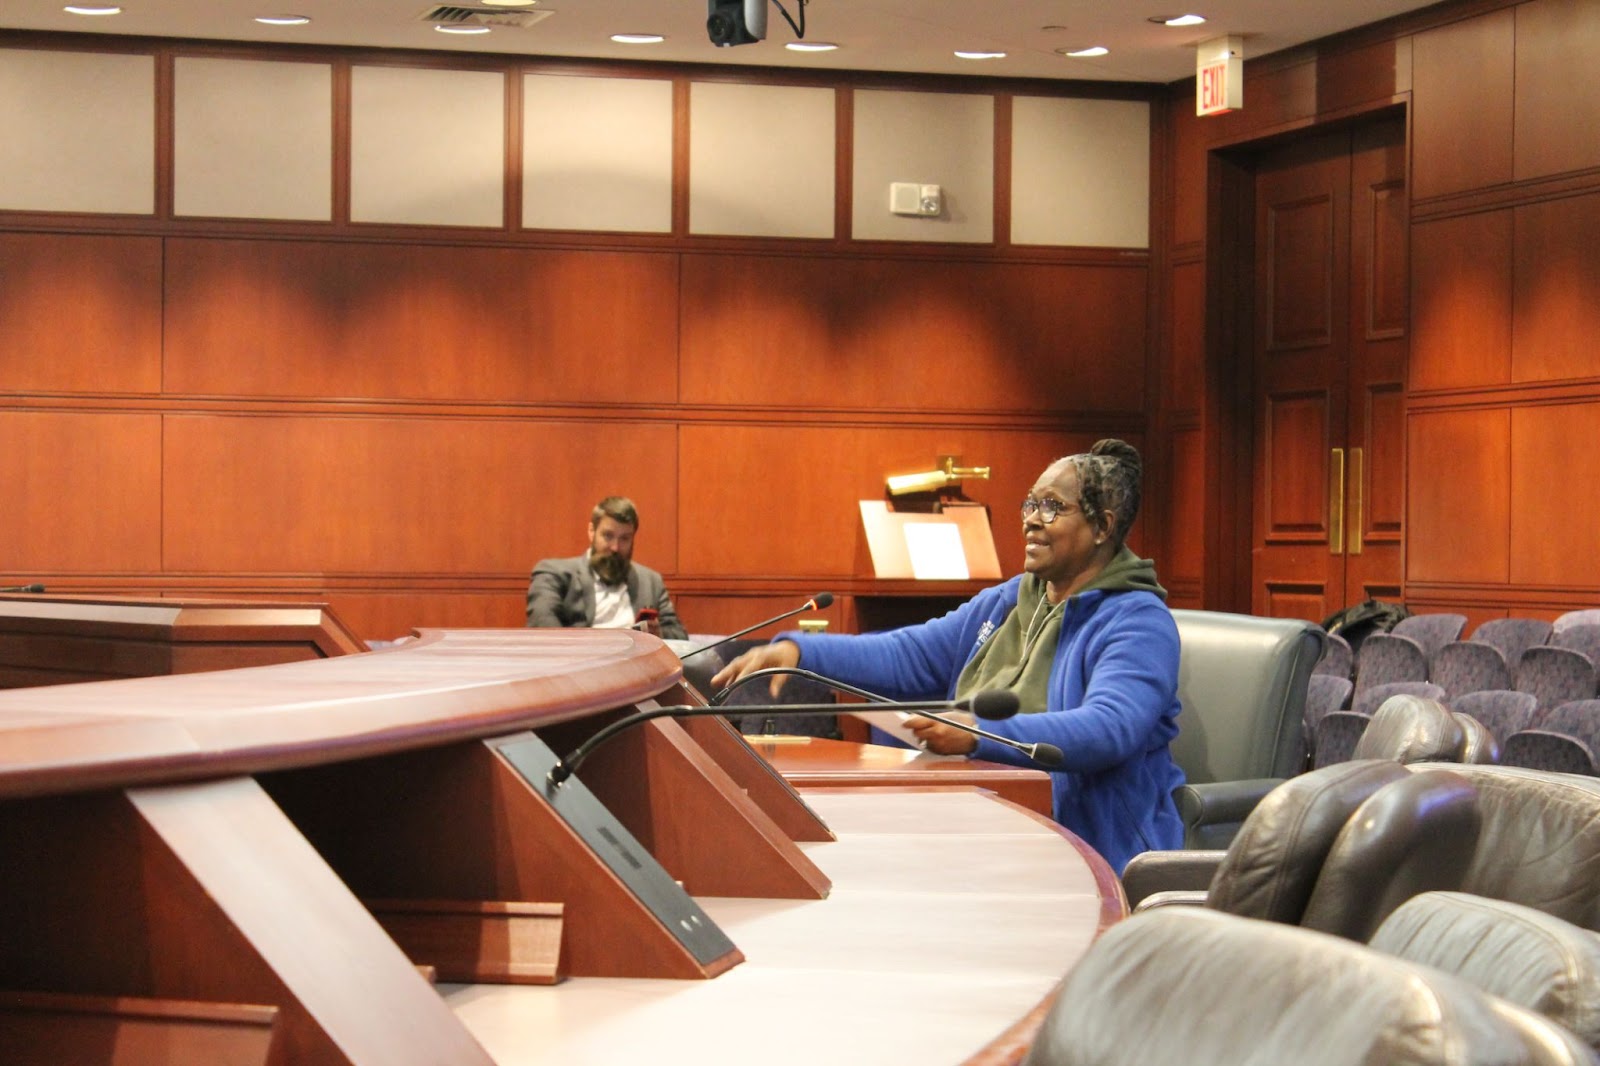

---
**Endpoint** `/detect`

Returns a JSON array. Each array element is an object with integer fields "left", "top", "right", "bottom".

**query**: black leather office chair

[
  {"left": 1370, "top": 891, "right": 1600, "bottom": 1051},
  {"left": 1123, "top": 759, "right": 1482, "bottom": 942},
  {"left": 1022, "top": 907, "right": 1598, "bottom": 1066},
  {"left": 1167, "top": 609, "right": 1325, "bottom": 848}
]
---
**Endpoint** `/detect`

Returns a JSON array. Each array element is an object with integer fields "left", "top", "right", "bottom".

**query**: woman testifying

[{"left": 712, "top": 439, "right": 1184, "bottom": 872}]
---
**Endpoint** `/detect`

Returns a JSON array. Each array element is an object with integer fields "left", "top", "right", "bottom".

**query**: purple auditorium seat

[
  {"left": 1431, "top": 641, "right": 1513, "bottom": 701},
  {"left": 1471, "top": 617, "right": 1553, "bottom": 675},
  {"left": 1354, "top": 634, "right": 1429, "bottom": 698},
  {"left": 1390, "top": 613, "right": 1468, "bottom": 666},
  {"left": 1450, "top": 690, "right": 1538, "bottom": 746},
  {"left": 1516, "top": 647, "right": 1598, "bottom": 713}
]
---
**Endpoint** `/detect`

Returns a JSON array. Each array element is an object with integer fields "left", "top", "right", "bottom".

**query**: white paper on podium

[
  {"left": 903, "top": 522, "right": 970, "bottom": 580},
  {"left": 844, "top": 709, "right": 922, "bottom": 747}
]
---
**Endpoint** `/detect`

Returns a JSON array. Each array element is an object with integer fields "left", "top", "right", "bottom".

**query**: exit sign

[{"left": 1197, "top": 35, "right": 1243, "bottom": 116}]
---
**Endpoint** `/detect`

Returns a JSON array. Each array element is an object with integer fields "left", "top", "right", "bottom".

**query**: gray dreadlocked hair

[{"left": 1057, "top": 439, "right": 1143, "bottom": 548}]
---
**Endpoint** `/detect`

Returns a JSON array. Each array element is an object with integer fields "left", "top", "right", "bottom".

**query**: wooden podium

[{"left": 858, "top": 500, "right": 1002, "bottom": 581}]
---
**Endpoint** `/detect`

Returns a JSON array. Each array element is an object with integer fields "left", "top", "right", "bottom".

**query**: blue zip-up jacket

[{"left": 781, "top": 576, "right": 1184, "bottom": 872}]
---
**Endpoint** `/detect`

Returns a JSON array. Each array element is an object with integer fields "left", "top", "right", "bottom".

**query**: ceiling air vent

[{"left": 418, "top": 5, "right": 554, "bottom": 29}]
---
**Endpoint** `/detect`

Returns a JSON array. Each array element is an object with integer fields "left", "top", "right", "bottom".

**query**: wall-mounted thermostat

[{"left": 890, "top": 182, "right": 942, "bottom": 217}]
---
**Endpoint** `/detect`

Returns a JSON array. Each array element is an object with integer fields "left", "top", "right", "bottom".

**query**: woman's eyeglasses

[{"left": 1021, "top": 497, "right": 1077, "bottom": 523}]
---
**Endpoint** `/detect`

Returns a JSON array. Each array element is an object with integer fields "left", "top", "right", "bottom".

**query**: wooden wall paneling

[
  {"left": 1205, "top": 57, "right": 1319, "bottom": 146},
  {"left": 161, "top": 238, "right": 679, "bottom": 404},
  {"left": 160, "top": 414, "right": 679, "bottom": 575},
  {"left": 1405, "top": 407, "right": 1510, "bottom": 585},
  {"left": 1513, "top": 192, "right": 1600, "bottom": 384},
  {"left": 1167, "top": 425, "right": 1206, "bottom": 585},
  {"left": 1513, "top": 0, "right": 1600, "bottom": 182},
  {"left": 1360, "top": 384, "right": 1406, "bottom": 544},
  {"left": 1410, "top": 7, "right": 1515, "bottom": 201},
  {"left": 319, "top": 593, "right": 526, "bottom": 641},
  {"left": 1, "top": 411, "right": 162, "bottom": 573},
  {"left": 677, "top": 254, "right": 1148, "bottom": 413},
  {"left": 1509, "top": 403, "right": 1600, "bottom": 589},
  {"left": 1409, "top": 210, "right": 1513, "bottom": 391},
  {"left": 0, "top": 233, "right": 162, "bottom": 394},
  {"left": 1169, "top": 93, "right": 1209, "bottom": 248},
  {"left": 668, "top": 593, "right": 845, "bottom": 641},
  {"left": 676, "top": 424, "right": 1108, "bottom": 579},
  {"left": 1167, "top": 260, "right": 1206, "bottom": 407},
  {"left": 1314, "top": 37, "right": 1412, "bottom": 117},
  {"left": 1253, "top": 420, "right": 1332, "bottom": 551}
]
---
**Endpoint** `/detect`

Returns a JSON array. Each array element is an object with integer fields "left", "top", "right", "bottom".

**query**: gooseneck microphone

[
  {"left": 547, "top": 689, "right": 1035, "bottom": 786},
  {"left": 714, "top": 667, "right": 1065, "bottom": 769},
  {"left": 677, "top": 592, "right": 834, "bottom": 661},
  {"left": 0, "top": 583, "right": 46, "bottom": 594}
]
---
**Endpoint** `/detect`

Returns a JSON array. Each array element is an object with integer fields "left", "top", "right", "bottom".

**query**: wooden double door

[{"left": 1251, "top": 116, "right": 1407, "bottom": 623}]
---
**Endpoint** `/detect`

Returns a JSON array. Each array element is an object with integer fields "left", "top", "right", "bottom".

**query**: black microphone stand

[
  {"left": 712, "top": 668, "right": 1063, "bottom": 768},
  {"left": 677, "top": 593, "right": 833, "bottom": 661},
  {"left": 548, "top": 693, "right": 987, "bottom": 786}
]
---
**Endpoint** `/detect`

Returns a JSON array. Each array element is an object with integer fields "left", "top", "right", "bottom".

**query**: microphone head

[
  {"left": 969, "top": 689, "right": 1020, "bottom": 720},
  {"left": 809, "top": 592, "right": 834, "bottom": 610},
  {"left": 1030, "top": 743, "right": 1065, "bottom": 769}
]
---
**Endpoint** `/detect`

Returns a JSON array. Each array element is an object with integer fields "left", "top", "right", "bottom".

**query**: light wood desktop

[{"left": 751, "top": 734, "right": 1054, "bottom": 817}]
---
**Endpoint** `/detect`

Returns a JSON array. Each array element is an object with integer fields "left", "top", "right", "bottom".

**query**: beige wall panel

[
  {"left": 851, "top": 89, "right": 993, "bottom": 243},
  {"left": 1510, "top": 404, "right": 1600, "bottom": 587},
  {"left": 0, "top": 411, "right": 162, "bottom": 572},
  {"left": 350, "top": 65, "right": 504, "bottom": 227},
  {"left": 174, "top": 57, "right": 332, "bottom": 221},
  {"left": 1012, "top": 96, "right": 1149, "bottom": 249},
  {"left": 161, "top": 415, "right": 679, "bottom": 574},
  {"left": 523, "top": 74, "right": 672, "bottom": 233},
  {"left": 0, "top": 49, "right": 154, "bottom": 214},
  {"left": 689, "top": 81, "right": 834, "bottom": 238}
]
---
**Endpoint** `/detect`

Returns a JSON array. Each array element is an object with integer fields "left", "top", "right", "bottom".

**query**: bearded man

[{"left": 525, "top": 496, "right": 687, "bottom": 639}]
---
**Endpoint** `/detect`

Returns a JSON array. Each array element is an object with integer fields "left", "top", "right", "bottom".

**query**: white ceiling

[{"left": 4, "top": 0, "right": 1444, "bottom": 84}]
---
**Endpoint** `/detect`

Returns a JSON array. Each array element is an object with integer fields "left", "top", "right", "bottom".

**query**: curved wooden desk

[
  {"left": 0, "top": 593, "right": 366, "bottom": 688},
  {"left": 0, "top": 626, "right": 1123, "bottom": 1066}
]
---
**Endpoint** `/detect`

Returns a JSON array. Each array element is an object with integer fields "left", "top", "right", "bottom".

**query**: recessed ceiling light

[
  {"left": 611, "top": 33, "right": 664, "bottom": 44},
  {"left": 1151, "top": 14, "right": 1208, "bottom": 27},
  {"left": 1060, "top": 46, "right": 1109, "bottom": 58},
  {"left": 255, "top": 14, "right": 310, "bottom": 26},
  {"left": 480, "top": 0, "right": 535, "bottom": 6},
  {"left": 63, "top": 4, "right": 121, "bottom": 14},
  {"left": 954, "top": 50, "right": 1006, "bottom": 60},
  {"left": 435, "top": 23, "right": 490, "bottom": 34},
  {"left": 786, "top": 41, "right": 838, "bottom": 52}
]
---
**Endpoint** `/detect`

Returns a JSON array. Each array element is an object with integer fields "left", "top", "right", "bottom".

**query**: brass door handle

[
  {"left": 1329, "top": 448, "right": 1345, "bottom": 555},
  {"left": 1347, "top": 447, "right": 1364, "bottom": 555}
]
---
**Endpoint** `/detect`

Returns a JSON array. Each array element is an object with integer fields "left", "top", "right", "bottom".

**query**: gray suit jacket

[{"left": 525, "top": 554, "right": 687, "bottom": 640}]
